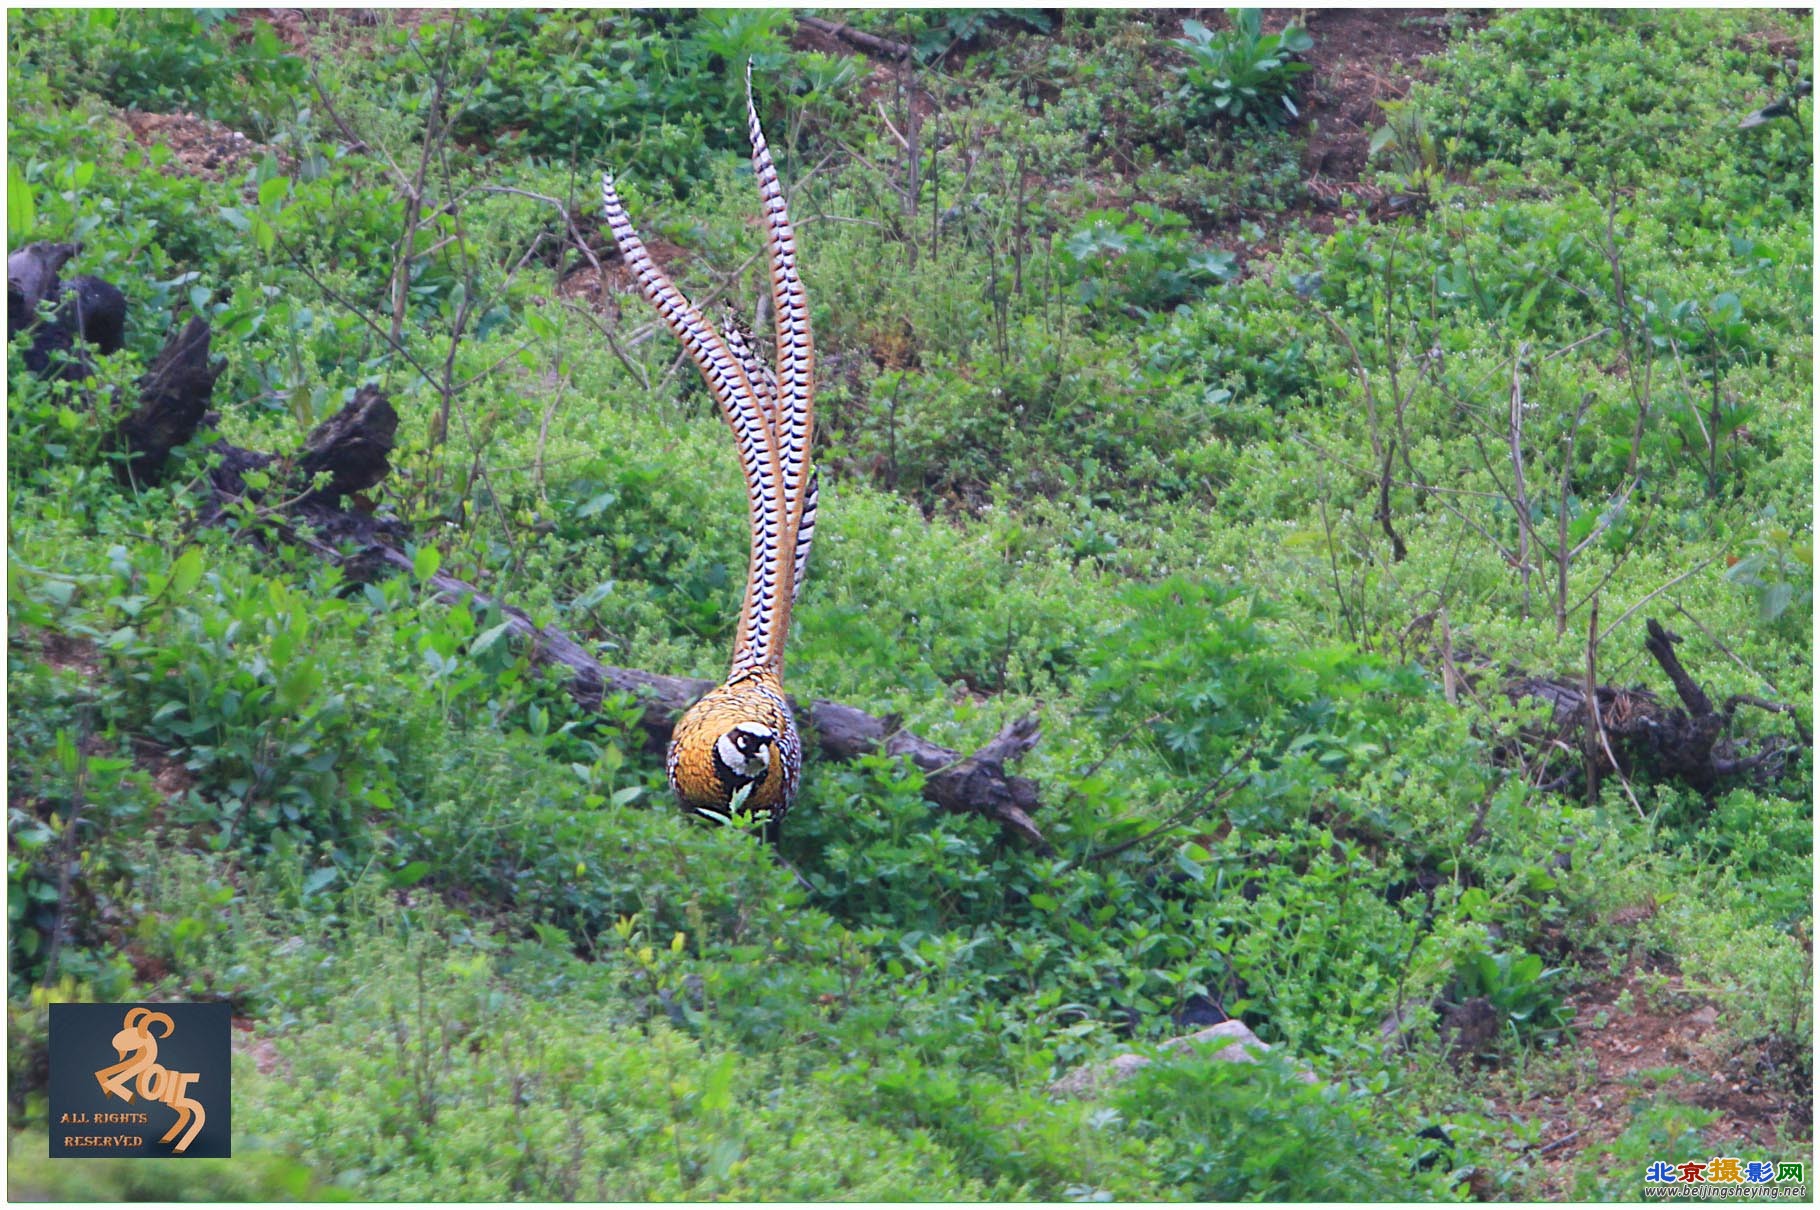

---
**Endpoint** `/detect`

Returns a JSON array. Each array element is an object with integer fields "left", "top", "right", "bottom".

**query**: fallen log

[
  {"left": 1503, "top": 618, "right": 1807, "bottom": 795},
  {"left": 117, "top": 317, "right": 225, "bottom": 484},
  {"left": 796, "top": 15, "right": 915, "bottom": 61},
  {"left": 341, "top": 532, "right": 1053, "bottom": 849},
  {"left": 13, "top": 256, "right": 1050, "bottom": 849},
  {"left": 8, "top": 241, "right": 128, "bottom": 380}
]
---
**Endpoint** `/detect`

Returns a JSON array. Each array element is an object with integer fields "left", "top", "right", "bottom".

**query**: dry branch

[
  {"left": 117, "top": 318, "right": 225, "bottom": 484},
  {"left": 797, "top": 15, "right": 914, "bottom": 60}
]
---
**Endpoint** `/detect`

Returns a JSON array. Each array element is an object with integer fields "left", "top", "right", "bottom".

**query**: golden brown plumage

[{"left": 601, "top": 64, "right": 816, "bottom": 841}]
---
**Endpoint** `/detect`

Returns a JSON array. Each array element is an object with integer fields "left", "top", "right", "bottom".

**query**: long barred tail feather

[
  {"left": 600, "top": 171, "right": 793, "bottom": 675},
  {"left": 745, "top": 62, "right": 815, "bottom": 595},
  {"left": 792, "top": 468, "right": 818, "bottom": 604},
  {"left": 722, "top": 308, "right": 781, "bottom": 428},
  {"left": 725, "top": 309, "right": 816, "bottom": 602},
  {"left": 599, "top": 66, "right": 814, "bottom": 682}
]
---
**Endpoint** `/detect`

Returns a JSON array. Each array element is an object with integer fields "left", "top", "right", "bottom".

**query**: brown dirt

[
  {"left": 38, "top": 631, "right": 101, "bottom": 682},
  {"left": 130, "top": 735, "right": 194, "bottom": 805},
  {"left": 227, "top": 8, "right": 457, "bottom": 57},
  {"left": 232, "top": 1016, "right": 291, "bottom": 1079},
  {"left": 115, "top": 109, "right": 292, "bottom": 184},
  {"left": 780, "top": 9, "right": 1487, "bottom": 278},
  {"left": 1490, "top": 959, "right": 1811, "bottom": 1199},
  {"left": 1280, "top": 9, "right": 1478, "bottom": 184},
  {"left": 556, "top": 234, "right": 690, "bottom": 313},
  {"left": 555, "top": 265, "right": 609, "bottom": 308}
]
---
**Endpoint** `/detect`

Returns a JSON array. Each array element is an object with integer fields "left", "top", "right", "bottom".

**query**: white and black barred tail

[
  {"left": 604, "top": 66, "right": 819, "bottom": 838},
  {"left": 600, "top": 171, "right": 794, "bottom": 677},
  {"left": 745, "top": 61, "right": 815, "bottom": 580}
]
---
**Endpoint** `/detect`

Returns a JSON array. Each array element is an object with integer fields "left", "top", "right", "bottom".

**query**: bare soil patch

[
  {"left": 130, "top": 735, "right": 195, "bottom": 806},
  {"left": 556, "top": 233, "right": 690, "bottom": 313},
  {"left": 1492, "top": 960, "right": 1811, "bottom": 1198},
  {"left": 1282, "top": 9, "right": 1478, "bottom": 183},
  {"left": 232, "top": 1016, "right": 292, "bottom": 1078},
  {"left": 116, "top": 109, "right": 290, "bottom": 183},
  {"left": 37, "top": 631, "right": 101, "bottom": 682}
]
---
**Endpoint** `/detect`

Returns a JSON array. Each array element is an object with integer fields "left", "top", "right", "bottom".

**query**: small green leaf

[
  {"left": 276, "top": 664, "right": 322, "bottom": 711},
  {"left": 699, "top": 1054, "right": 737, "bottom": 1113},
  {"left": 301, "top": 867, "right": 339, "bottom": 896},
  {"left": 258, "top": 175, "right": 291, "bottom": 210},
  {"left": 413, "top": 545, "right": 442, "bottom": 581},
  {"left": 1761, "top": 580, "right": 1793, "bottom": 622},
  {"left": 391, "top": 861, "right": 432, "bottom": 888},
  {"left": 168, "top": 547, "right": 204, "bottom": 598},
  {"left": 8, "top": 162, "right": 36, "bottom": 241},
  {"left": 576, "top": 491, "right": 617, "bottom": 518},
  {"left": 574, "top": 580, "right": 614, "bottom": 610},
  {"left": 471, "top": 620, "right": 512, "bottom": 656}
]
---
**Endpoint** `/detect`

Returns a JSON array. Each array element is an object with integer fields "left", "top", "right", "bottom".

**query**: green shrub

[
  {"left": 1419, "top": 10, "right": 1811, "bottom": 219},
  {"left": 1114, "top": 1052, "right": 1453, "bottom": 1199},
  {"left": 9, "top": 9, "right": 305, "bottom": 139},
  {"left": 1171, "top": 11, "right": 1313, "bottom": 129}
]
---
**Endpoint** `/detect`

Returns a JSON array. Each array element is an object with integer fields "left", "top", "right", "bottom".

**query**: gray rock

[
  {"left": 1048, "top": 1052, "right": 1155, "bottom": 1098},
  {"left": 1048, "top": 1020, "right": 1316, "bottom": 1098}
]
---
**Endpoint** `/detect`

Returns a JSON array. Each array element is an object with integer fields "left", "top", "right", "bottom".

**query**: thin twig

[
  {"left": 1534, "top": 1129, "right": 1582, "bottom": 1156},
  {"left": 562, "top": 302, "right": 650, "bottom": 391},
  {"left": 1596, "top": 557, "right": 1718, "bottom": 645},
  {"left": 1722, "top": 694, "right": 1812, "bottom": 747},
  {"left": 533, "top": 369, "right": 569, "bottom": 504},
  {"left": 1672, "top": 602, "right": 1780, "bottom": 697},
  {"left": 278, "top": 234, "right": 441, "bottom": 383},
  {"left": 874, "top": 98, "right": 910, "bottom": 151},
  {"left": 468, "top": 184, "right": 604, "bottom": 276},
  {"left": 1508, "top": 344, "right": 1534, "bottom": 614},
  {"left": 1071, "top": 744, "right": 1261, "bottom": 869},
  {"left": 1056, "top": 714, "right": 1166, "bottom": 808},
  {"left": 1586, "top": 597, "right": 1646, "bottom": 819}
]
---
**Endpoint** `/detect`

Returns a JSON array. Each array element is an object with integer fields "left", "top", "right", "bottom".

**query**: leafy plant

[
  {"left": 1113, "top": 1052, "right": 1456, "bottom": 1199},
  {"left": 9, "top": 9, "right": 306, "bottom": 138},
  {"left": 1726, "top": 529, "right": 1813, "bottom": 625},
  {"left": 1171, "top": 11, "right": 1313, "bottom": 128},
  {"left": 1367, "top": 97, "right": 1449, "bottom": 195},
  {"left": 1058, "top": 204, "right": 1237, "bottom": 319},
  {"left": 1451, "top": 946, "right": 1572, "bottom": 1049}
]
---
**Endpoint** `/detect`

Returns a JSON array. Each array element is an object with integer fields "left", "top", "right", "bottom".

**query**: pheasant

[{"left": 600, "top": 65, "right": 817, "bottom": 845}]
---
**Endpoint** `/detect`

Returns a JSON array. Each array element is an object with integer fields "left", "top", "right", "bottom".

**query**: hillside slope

[{"left": 7, "top": 9, "right": 1811, "bottom": 1200}]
